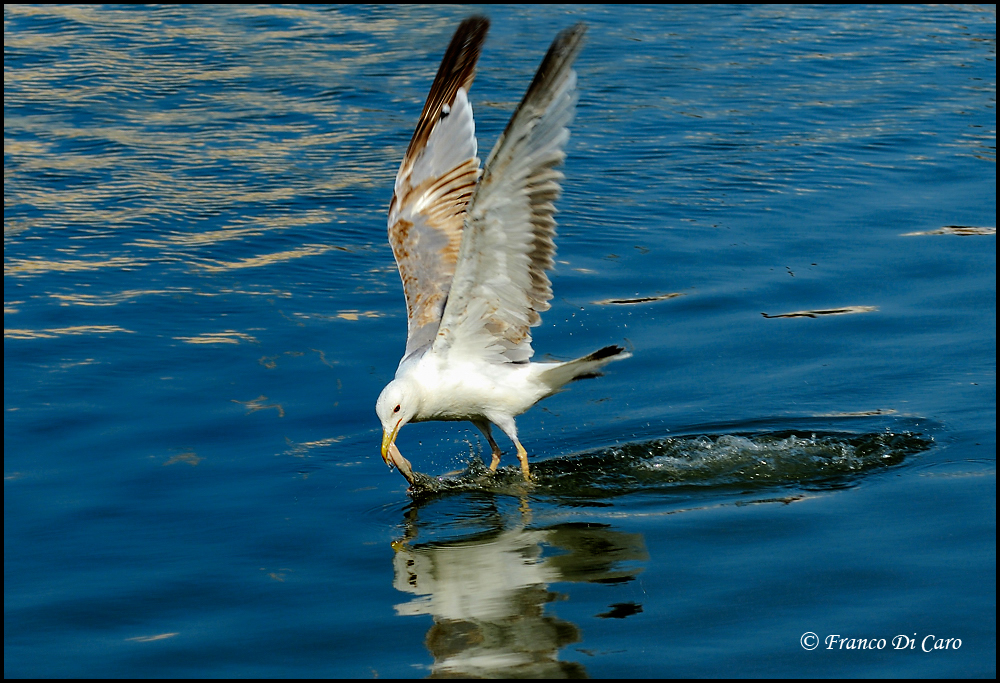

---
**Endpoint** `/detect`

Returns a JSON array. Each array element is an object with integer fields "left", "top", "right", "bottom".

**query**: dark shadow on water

[{"left": 405, "top": 427, "right": 935, "bottom": 502}]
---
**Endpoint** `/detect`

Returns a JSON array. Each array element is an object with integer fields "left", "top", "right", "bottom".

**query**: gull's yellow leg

[
  {"left": 473, "top": 420, "right": 504, "bottom": 472},
  {"left": 515, "top": 441, "right": 530, "bottom": 481}
]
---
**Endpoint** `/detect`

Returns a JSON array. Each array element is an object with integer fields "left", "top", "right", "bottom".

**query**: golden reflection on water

[
  {"left": 232, "top": 395, "right": 284, "bottom": 418},
  {"left": 128, "top": 227, "right": 272, "bottom": 249},
  {"left": 282, "top": 436, "right": 345, "bottom": 459},
  {"left": 44, "top": 287, "right": 290, "bottom": 307},
  {"left": 4, "top": 2, "right": 420, "bottom": 349},
  {"left": 163, "top": 452, "right": 202, "bottom": 467},
  {"left": 192, "top": 245, "right": 343, "bottom": 273},
  {"left": 175, "top": 331, "right": 258, "bottom": 345},
  {"left": 330, "top": 310, "right": 381, "bottom": 321},
  {"left": 4, "top": 325, "right": 134, "bottom": 339},
  {"left": 49, "top": 289, "right": 190, "bottom": 306},
  {"left": 6, "top": 257, "right": 150, "bottom": 276}
]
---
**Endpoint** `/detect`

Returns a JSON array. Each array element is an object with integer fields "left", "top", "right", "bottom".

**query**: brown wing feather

[
  {"left": 388, "top": 17, "right": 489, "bottom": 359},
  {"left": 399, "top": 17, "right": 488, "bottom": 174}
]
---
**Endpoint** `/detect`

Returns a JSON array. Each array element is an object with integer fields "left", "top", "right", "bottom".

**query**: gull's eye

[{"left": 393, "top": 405, "right": 401, "bottom": 413}]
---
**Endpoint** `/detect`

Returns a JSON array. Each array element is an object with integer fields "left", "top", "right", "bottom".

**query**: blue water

[{"left": 4, "top": 4, "right": 995, "bottom": 678}]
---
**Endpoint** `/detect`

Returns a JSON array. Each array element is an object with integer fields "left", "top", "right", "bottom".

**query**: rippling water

[{"left": 5, "top": 5, "right": 995, "bottom": 677}]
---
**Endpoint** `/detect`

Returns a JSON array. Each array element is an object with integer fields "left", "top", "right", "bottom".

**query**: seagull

[{"left": 376, "top": 17, "right": 629, "bottom": 485}]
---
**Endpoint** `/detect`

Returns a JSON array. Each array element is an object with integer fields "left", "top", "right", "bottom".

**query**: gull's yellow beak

[{"left": 381, "top": 419, "right": 401, "bottom": 467}]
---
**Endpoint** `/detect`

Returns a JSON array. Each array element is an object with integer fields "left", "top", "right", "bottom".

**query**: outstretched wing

[
  {"left": 433, "top": 23, "right": 586, "bottom": 363},
  {"left": 388, "top": 17, "right": 489, "bottom": 360}
]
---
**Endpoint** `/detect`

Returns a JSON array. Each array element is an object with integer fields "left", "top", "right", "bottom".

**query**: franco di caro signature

[{"left": 800, "top": 632, "right": 962, "bottom": 651}]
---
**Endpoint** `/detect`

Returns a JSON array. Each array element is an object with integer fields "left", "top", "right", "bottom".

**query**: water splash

[{"left": 406, "top": 430, "right": 934, "bottom": 499}]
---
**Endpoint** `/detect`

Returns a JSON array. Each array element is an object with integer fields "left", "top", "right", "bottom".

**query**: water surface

[{"left": 5, "top": 4, "right": 995, "bottom": 677}]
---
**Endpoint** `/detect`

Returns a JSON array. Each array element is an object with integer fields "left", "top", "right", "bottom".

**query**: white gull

[{"left": 376, "top": 17, "right": 629, "bottom": 484}]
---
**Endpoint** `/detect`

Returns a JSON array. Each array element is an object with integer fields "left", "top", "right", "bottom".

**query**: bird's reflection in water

[{"left": 392, "top": 496, "right": 648, "bottom": 678}]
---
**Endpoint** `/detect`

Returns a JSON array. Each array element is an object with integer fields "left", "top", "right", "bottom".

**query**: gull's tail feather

[{"left": 539, "top": 345, "right": 630, "bottom": 391}]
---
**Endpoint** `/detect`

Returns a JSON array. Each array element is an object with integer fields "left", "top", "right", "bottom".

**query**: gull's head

[{"left": 376, "top": 379, "right": 418, "bottom": 468}]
